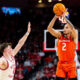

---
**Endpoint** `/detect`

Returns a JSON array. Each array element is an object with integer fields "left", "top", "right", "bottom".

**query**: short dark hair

[{"left": 0, "top": 43, "right": 12, "bottom": 53}]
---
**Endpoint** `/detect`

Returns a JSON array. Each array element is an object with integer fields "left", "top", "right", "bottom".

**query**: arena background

[{"left": 0, "top": 0, "right": 80, "bottom": 80}]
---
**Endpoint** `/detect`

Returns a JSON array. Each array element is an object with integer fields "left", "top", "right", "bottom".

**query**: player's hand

[
  {"left": 55, "top": 15, "right": 59, "bottom": 19},
  {"left": 62, "top": 8, "right": 68, "bottom": 18},
  {"left": 27, "top": 21, "right": 31, "bottom": 33},
  {"left": 58, "top": 8, "right": 68, "bottom": 21}
]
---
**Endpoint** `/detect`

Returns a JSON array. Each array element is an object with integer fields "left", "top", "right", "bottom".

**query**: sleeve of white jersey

[
  {"left": 75, "top": 51, "right": 80, "bottom": 67},
  {"left": 0, "top": 57, "right": 6, "bottom": 65}
]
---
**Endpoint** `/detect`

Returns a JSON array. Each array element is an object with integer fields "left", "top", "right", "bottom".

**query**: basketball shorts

[{"left": 56, "top": 61, "right": 77, "bottom": 78}]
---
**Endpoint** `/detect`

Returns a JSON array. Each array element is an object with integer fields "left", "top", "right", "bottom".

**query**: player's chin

[{"left": 63, "top": 31, "right": 67, "bottom": 34}]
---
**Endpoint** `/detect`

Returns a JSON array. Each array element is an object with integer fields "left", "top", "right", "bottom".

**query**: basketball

[{"left": 53, "top": 3, "right": 66, "bottom": 16}]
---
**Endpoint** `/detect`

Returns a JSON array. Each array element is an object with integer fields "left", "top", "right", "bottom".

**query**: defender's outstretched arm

[{"left": 13, "top": 22, "right": 31, "bottom": 56}]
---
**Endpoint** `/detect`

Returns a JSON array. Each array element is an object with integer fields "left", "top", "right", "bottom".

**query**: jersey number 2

[{"left": 62, "top": 43, "right": 66, "bottom": 51}]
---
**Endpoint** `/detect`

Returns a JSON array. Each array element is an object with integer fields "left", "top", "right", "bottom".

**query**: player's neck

[
  {"left": 64, "top": 33, "right": 71, "bottom": 38},
  {"left": 67, "top": 33, "right": 71, "bottom": 38},
  {"left": 3, "top": 52, "right": 12, "bottom": 60}
]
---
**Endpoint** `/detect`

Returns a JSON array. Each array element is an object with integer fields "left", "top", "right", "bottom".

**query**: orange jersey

[{"left": 57, "top": 35, "right": 76, "bottom": 62}]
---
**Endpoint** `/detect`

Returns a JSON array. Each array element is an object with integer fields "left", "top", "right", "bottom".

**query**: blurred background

[{"left": 0, "top": 0, "right": 80, "bottom": 80}]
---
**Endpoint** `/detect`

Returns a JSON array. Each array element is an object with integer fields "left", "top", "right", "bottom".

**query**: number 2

[{"left": 62, "top": 43, "right": 66, "bottom": 51}]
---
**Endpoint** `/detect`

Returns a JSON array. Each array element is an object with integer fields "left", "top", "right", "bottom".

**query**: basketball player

[
  {"left": 47, "top": 10, "right": 77, "bottom": 80},
  {"left": 0, "top": 22, "right": 31, "bottom": 80}
]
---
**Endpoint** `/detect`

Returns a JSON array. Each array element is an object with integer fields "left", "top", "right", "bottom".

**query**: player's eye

[{"left": 66, "top": 27, "right": 68, "bottom": 29}]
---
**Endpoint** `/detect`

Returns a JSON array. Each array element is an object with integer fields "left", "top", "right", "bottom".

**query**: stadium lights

[
  {"left": 58, "top": 0, "right": 62, "bottom": 1},
  {"left": 48, "top": 0, "right": 52, "bottom": 3},
  {"left": 38, "top": 0, "right": 42, "bottom": 3}
]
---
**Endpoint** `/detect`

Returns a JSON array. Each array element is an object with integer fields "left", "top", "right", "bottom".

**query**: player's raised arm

[
  {"left": 13, "top": 22, "right": 31, "bottom": 56},
  {"left": 64, "top": 17, "right": 77, "bottom": 41},
  {"left": 47, "top": 15, "right": 61, "bottom": 38},
  {"left": 62, "top": 9, "right": 77, "bottom": 43}
]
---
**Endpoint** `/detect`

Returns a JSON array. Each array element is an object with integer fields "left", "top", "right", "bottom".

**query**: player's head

[
  {"left": 0, "top": 43, "right": 12, "bottom": 54},
  {"left": 63, "top": 23, "right": 72, "bottom": 35}
]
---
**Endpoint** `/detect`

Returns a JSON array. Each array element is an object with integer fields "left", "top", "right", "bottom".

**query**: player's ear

[{"left": 3, "top": 49, "right": 6, "bottom": 53}]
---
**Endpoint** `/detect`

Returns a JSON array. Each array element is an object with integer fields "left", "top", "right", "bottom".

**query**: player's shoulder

[
  {"left": 0, "top": 56, "right": 5, "bottom": 60},
  {"left": 11, "top": 50, "right": 15, "bottom": 57},
  {"left": 58, "top": 33, "right": 64, "bottom": 39},
  {"left": 0, "top": 56, "right": 7, "bottom": 64}
]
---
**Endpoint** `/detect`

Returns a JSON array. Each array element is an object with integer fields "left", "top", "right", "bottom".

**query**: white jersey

[
  {"left": 0, "top": 56, "right": 15, "bottom": 80},
  {"left": 74, "top": 51, "right": 80, "bottom": 67}
]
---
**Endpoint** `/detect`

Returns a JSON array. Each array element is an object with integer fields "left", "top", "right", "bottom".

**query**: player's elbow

[{"left": 47, "top": 26, "right": 51, "bottom": 32}]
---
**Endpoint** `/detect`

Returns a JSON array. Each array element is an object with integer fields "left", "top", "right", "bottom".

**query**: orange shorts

[{"left": 56, "top": 61, "right": 77, "bottom": 78}]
